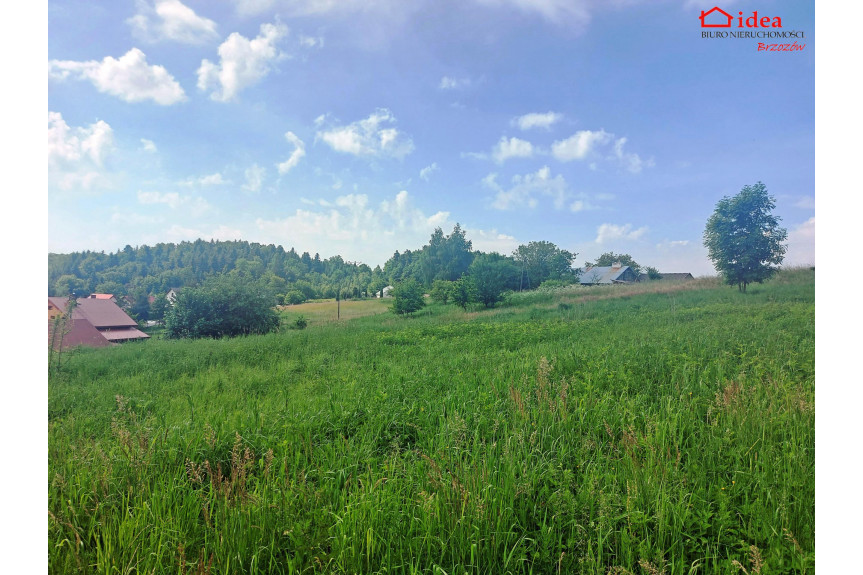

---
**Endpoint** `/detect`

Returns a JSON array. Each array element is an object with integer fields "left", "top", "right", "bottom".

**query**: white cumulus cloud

[
  {"left": 197, "top": 22, "right": 288, "bottom": 102},
  {"left": 316, "top": 109, "right": 414, "bottom": 159},
  {"left": 254, "top": 190, "right": 449, "bottom": 265},
  {"left": 466, "top": 228, "right": 520, "bottom": 255},
  {"left": 49, "top": 48, "right": 186, "bottom": 105},
  {"left": 595, "top": 222, "right": 649, "bottom": 244},
  {"left": 137, "top": 190, "right": 183, "bottom": 209},
  {"left": 551, "top": 129, "right": 653, "bottom": 172},
  {"left": 492, "top": 136, "right": 534, "bottom": 164},
  {"left": 484, "top": 166, "right": 568, "bottom": 210},
  {"left": 420, "top": 163, "right": 439, "bottom": 181},
  {"left": 784, "top": 217, "right": 815, "bottom": 266},
  {"left": 613, "top": 137, "right": 654, "bottom": 173},
  {"left": 277, "top": 131, "right": 306, "bottom": 174},
  {"left": 439, "top": 76, "right": 472, "bottom": 90},
  {"left": 128, "top": 0, "right": 219, "bottom": 44},
  {"left": 512, "top": 111, "right": 563, "bottom": 131},
  {"left": 137, "top": 190, "right": 211, "bottom": 215},
  {"left": 48, "top": 111, "right": 115, "bottom": 191},
  {"left": 243, "top": 164, "right": 267, "bottom": 192},
  {"left": 199, "top": 173, "right": 226, "bottom": 186},
  {"left": 140, "top": 138, "right": 158, "bottom": 153},
  {"left": 552, "top": 129, "right": 613, "bottom": 161},
  {"left": 179, "top": 172, "right": 227, "bottom": 187}
]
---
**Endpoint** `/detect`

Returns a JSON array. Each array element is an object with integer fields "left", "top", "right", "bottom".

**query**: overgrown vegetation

[
  {"left": 165, "top": 276, "right": 279, "bottom": 339},
  {"left": 48, "top": 268, "right": 814, "bottom": 574},
  {"left": 48, "top": 228, "right": 594, "bottom": 323}
]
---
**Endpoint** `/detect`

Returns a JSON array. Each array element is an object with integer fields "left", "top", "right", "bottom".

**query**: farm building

[
  {"left": 48, "top": 296, "right": 149, "bottom": 350},
  {"left": 578, "top": 263, "right": 640, "bottom": 285},
  {"left": 637, "top": 272, "right": 695, "bottom": 282}
]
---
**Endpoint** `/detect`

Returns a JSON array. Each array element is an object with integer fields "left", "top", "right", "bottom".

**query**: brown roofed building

[
  {"left": 49, "top": 316, "right": 113, "bottom": 350},
  {"left": 48, "top": 297, "right": 66, "bottom": 320},
  {"left": 48, "top": 296, "right": 149, "bottom": 350}
]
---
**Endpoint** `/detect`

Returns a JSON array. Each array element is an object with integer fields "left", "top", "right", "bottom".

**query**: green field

[
  {"left": 48, "top": 270, "right": 815, "bottom": 574},
  {"left": 277, "top": 298, "right": 391, "bottom": 325}
]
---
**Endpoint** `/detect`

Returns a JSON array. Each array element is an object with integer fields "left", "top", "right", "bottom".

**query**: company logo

[
  {"left": 700, "top": 7, "right": 783, "bottom": 29},
  {"left": 699, "top": 6, "right": 805, "bottom": 50}
]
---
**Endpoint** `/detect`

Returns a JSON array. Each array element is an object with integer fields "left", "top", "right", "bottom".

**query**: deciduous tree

[
  {"left": 469, "top": 253, "right": 518, "bottom": 308},
  {"left": 513, "top": 241, "right": 576, "bottom": 289},
  {"left": 429, "top": 279, "right": 453, "bottom": 304},
  {"left": 451, "top": 276, "right": 477, "bottom": 310},
  {"left": 703, "top": 181, "right": 787, "bottom": 292}
]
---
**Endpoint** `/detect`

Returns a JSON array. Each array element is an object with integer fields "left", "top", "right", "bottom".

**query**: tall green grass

[{"left": 49, "top": 269, "right": 814, "bottom": 574}]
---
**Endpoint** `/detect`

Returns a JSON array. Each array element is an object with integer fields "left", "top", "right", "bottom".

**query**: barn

[
  {"left": 578, "top": 263, "right": 640, "bottom": 285},
  {"left": 48, "top": 296, "right": 150, "bottom": 350}
]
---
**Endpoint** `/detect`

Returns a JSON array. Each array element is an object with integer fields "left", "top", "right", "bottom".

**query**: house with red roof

[
  {"left": 87, "top": 293, "right": 116, "bottom": 300},
  {"left": 48, "top": 296, "right": 150, "bottom": 350}
]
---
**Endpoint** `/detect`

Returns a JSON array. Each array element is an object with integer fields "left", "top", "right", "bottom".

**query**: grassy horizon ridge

[{"left": 48, "top": 268, "right": 815, "bottom": 574}]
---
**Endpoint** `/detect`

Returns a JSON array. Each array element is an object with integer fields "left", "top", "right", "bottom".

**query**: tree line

[
  {"left": 47, "top": 228, "right": 586, "bottom": 320},
  {"left": 48, "top": 179, "right": 790, "bottom": 331},
  {"left": 49, "top": 239, "right": 383, "bottom": 320}
]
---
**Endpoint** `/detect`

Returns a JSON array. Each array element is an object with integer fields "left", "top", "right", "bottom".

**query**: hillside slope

[{"left": 49, "top": 269, "right": 815, "bottom": 574}]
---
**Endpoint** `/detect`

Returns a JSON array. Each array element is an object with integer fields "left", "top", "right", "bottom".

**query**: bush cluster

[{"left": 165, "top": 277, "right": 279, "bottom": 339}]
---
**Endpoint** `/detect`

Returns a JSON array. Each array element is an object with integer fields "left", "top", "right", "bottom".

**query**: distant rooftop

[{"left": 578, "top": 265, "right": 636, "bottom": 285}]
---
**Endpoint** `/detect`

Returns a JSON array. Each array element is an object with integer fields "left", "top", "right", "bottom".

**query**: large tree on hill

[{"left": 703, "top": 181, "right": 787, "bottom": 292}]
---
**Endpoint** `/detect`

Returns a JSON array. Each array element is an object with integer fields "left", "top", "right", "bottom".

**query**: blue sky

[{"left": 47, "top": 0, "right": 815, "bottom": 274}]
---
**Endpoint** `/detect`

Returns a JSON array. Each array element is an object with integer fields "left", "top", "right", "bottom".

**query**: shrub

[
  {"left": 538, "top": 278, "right": 574, "bottom": 290},
  {"left": 391, "top": 279, "right": 426, "bottom": 315},
  {"left": 285, "top": 290, "right": 306, "bottom": 305}
]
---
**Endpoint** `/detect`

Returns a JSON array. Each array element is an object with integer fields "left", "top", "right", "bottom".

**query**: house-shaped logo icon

[{"left": 700, "top": 7, "right": 733, "bottom": 28}]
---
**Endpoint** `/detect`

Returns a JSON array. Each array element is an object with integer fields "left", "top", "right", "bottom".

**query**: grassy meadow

[
  {"left": 48, "top": 270, "right": 815, "bottom": 574},
  {"left": 277, "top": 298, "right": 391, "bottom": 325}
]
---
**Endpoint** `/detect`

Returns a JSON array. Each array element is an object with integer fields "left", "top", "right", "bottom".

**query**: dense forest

[{"left": 48, "top": 225, "right": 581, "bottom": 320}]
